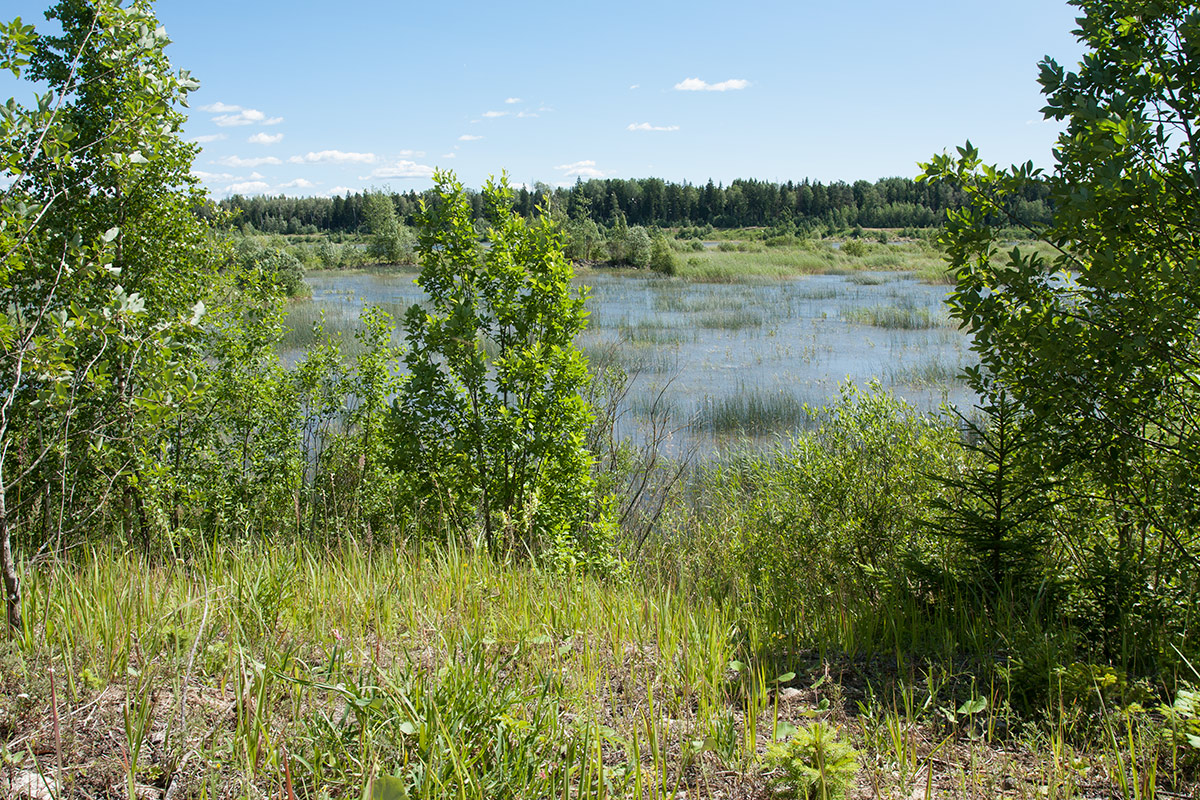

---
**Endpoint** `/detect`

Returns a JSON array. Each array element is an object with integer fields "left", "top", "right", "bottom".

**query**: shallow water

[{"left": 288, "top": 268, "right": 976, "bottom": 452}]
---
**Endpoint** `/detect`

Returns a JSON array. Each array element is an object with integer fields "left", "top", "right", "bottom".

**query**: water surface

[{"left": 288, "top": 269, "right": 975, "bottom": 452}]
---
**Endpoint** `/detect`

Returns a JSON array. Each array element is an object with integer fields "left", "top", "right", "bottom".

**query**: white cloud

[
  {"left": 458, "top": 134, "right": 483, "bottom": 141},
  {"left": 225, "top": 180, "right": 270, "bottom": 194},
  {"left": 555, "top": 159, "right": 607, "bottom": 179},
  {"left": 516, "top": 110, "right": 539, "bottom": 118},
  {"left": 191, "top": 169, "right": 235, "bottom": 181},
  {"left": 441, "top": 153, "right": 456, "bottom": 159},
  {"left": 214, "top": 155, "right": 282, "bottom": 168},
  {"left": 189, "top": 133, "right": 226, "bottom": 143},
  {"left": 250, "top": 171, "right": 265, "bottom": 179},
  {"left": 327, "top": 186, "right": 355, "bottom": 196},
  {"left": 629, "top": 84, "right": 640, "bottom": 90},
  {"left": 627, "top": 122, "right": 680, "bottom": 132},
  {"left": 214, "top": 108, "right": 266, "bottom": 126},
  {"left": 279, "top": 178, "right": 318, "bottom": 189},
  {"left": 199, "top": 102, "right": 283, "bottom": 126},
  {"left": 673, "top": 77, "right": 749, "bottom": 92},
  {"left": 360, "top": 160, "right": 434, "bottom": 179},
  {"left": 289, "top": 150, "right": 377, "bottom": 164},
  {"left": 504, "top": 97, "right": 521, "bottom": 104},
  {"left": 396, "top": 149, "right": 425, "bottom": 157},
  {"left": 482, "top": 110, "right": 508, "bottom": 118},
  {"left": 248, "top": 132, "right": 283, "bottom": 145}
]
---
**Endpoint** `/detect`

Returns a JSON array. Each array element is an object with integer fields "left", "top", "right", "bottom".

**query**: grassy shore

[{"left": 3, "top": 539, "right": 1194, "bottom": 799}]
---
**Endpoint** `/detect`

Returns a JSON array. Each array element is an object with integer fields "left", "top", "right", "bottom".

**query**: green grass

[
  {"left": 697, "top": 309, "right": 764, "bottom": 330},
  {"left": 888, "top": 357, "right": 969, "bottom": 386},
  {"left": 842, "top": 304, "right": 951, "bottom": 330},
  {"left": 670, "top": 241, "right": 952, "bottom": 284},
  {"left": 2, "top": 540, "right": 750, "bottom": 798},
  {"left": 5, "top": 534, "right": 1188, "bottom": 798},
  {"left": 690, "top": 388, "right": 809, "bottom": 437}
]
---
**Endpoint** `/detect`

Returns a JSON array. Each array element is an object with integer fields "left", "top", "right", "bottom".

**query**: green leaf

[
  {"left": 370, "top": 775, "right": 408, "bottom": 800},
  {"left": 957, "top": 697, "right": 987, "bottom": 716}
]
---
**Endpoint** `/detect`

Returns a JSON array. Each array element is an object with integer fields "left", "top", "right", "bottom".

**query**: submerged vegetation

[{"left": 3, "top": 0, "right": 1200, "bottom": 798}]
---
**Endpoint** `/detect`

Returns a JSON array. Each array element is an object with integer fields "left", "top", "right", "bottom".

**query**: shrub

[
  {"left": 714, "top": 384, "right": 958, "bottom": 638},
  {"left": 394, "top": 172, "right": 617, "bottom": 571},
  {"left": 627, "top": 225, "right": 651, "bottom": 268},
  {"left": 649, "top": 231, "right": 678, "bottom": 275},
  {"left": 764, "top": 722, "right": 860, "bottom": 800},
  {"left": 841, "top": 239, "right": 867, "bottom": 257}
]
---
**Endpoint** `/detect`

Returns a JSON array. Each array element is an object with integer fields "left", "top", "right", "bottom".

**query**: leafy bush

[
  {"left": 394, "top": 172, "right": 617, "bottom": 570},
  {"left": 627, "top": 225, "right": 651, "bottom": 268},
  {"left": 696, "top": 384, "right": 958, "bottom": 639},
  {"left": 840, "top": 239, "right": 867, "bottom": 257},
  {"left": 649, "top": 230, "right": 678, "bottom": 275}
]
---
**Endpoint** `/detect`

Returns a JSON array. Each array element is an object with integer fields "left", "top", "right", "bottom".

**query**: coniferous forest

[{"left": 213, "top": 174, "right": 1053, "bottom": 236}]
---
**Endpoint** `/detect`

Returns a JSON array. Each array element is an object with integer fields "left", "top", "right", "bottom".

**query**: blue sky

[{"left": 4, "top": 0, "right": 1085, "bottom": 197}]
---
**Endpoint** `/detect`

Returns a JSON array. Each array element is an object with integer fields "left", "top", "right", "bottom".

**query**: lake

[{"left": 285, "top": 268, "right": 976, "bottom": 454}]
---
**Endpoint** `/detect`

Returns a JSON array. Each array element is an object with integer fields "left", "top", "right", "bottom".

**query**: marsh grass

[
  {"left": 282, "top": 298, "right": 409, "bottom": 356},
  {"left": 617, "top": 320, "right": 690, "bottom": 346},
  {"left": 888, "top": 357, "right": 968, "bottom": 386},
  {"left": 697, "top": 309, "right": 765, "bottom": 330},
  {"left": 690, "top": 387, "right": 809, "bottom": 437},
  {"left": 842, "top": 304, "right": 951, "bottom": 330},
  {"left": 847, "top": 273, "right": 892, "bottom": 286},
  {"left": 672, "top": 242, "right": 951, "bottom": 284}
]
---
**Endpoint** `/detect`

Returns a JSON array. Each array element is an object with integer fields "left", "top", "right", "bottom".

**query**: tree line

[{"left": 214, "top": 174, "right": 1054, "bottom": 235}]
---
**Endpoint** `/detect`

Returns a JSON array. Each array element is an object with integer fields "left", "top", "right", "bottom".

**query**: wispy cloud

[
  {"left": 673, "top": 77, "right": 749, "bottom": 92},
  {"left": 482, "top": 110, "right": 508, "bottom": 118},
  {"left": 215, "top": 109, "right": 266, "bottom": 126},
  {"left": 248, "top": 132, "right": 284, "bottom": 145},
  {"left": 327, "top": 186, "right": 355, "bottom": 196},
  {"left": 504, "top": 97, "right": 521, "bottom": 104},
  {"left": 360, "top": 160, "right": 434, "bottom": 179},
  {"left": 225, "top": 180, "right": 270, "bottom": 194},
  {"left": 279, "top": 178, "right": 318, "bottom": 189},
  {"left": 458, "top": 134, "right": 483, "bottom": 141},
  {"left": 555, "top": 160, "right": 607, "bottom": 179},
  {"left": 190, "top": 169, "right": 235, "bottom": 181},
  {"left": 516, "top": 110, "right": 538, "bottom": 118},
  {"left": 189, "top": 133, "right": 226, "bottom": 144},
  {"left": 214, "top": 155, "right": 282, "bottom": 168},
  {"left": 198, "top": 102, "right": 284, "bottom": 126},
  {"left": 441, "top": 153, "right": 456, "bottom": 159},
  {"left": 289, "top": 150, "right": 377, "bottom": 164},
  {"left": 629, "top": 84, "right": 640, "bottom": 90},
  {"left": 627, "top": 122, "right": 680, "bottom": 132}
]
